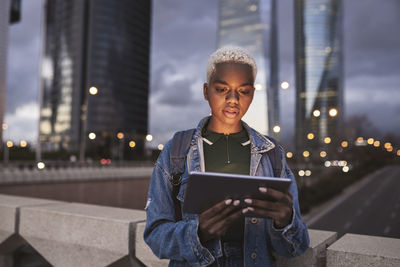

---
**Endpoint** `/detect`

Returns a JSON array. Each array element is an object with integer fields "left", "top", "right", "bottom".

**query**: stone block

[
  {"left": 277, "top": 229, "right": 337, "bottom": 267},
  {"left": 135, "top": 222, "right": 169, "bottom": 267},
  {"left": 19, "top": 202, "right": 146, "bottom": 267},
  {"left": 327, "top": 234, "right": 400, "bottom": 267}
]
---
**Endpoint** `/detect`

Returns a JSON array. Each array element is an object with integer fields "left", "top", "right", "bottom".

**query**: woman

[{"left": 144, "top": 46, "right": 309, "bottom": 266}]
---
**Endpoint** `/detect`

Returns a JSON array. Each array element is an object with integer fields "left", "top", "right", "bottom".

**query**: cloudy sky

[{"left": 4, "top": 0, "right": 400, "bottom": 148}]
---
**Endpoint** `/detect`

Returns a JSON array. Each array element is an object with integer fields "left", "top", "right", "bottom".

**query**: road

[{"left": 308, "top": 165, "right": 400, "bottom": 238}]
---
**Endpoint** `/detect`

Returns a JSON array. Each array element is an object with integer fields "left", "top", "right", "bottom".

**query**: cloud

[{"left": 3, "top": 102, "right": 39, "bottom": 143}]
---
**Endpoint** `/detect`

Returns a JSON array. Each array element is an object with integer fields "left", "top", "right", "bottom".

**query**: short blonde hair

[{"left": 206, "top": 46, "right": 257, "bottom": 83}]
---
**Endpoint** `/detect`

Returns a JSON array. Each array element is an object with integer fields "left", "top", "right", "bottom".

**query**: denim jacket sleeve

[
  {"left": 266, "top": 148, "right": 310, "bottom": 258},
  {"left": 143, "top": 140, "right": 215, "bottom": 266}
]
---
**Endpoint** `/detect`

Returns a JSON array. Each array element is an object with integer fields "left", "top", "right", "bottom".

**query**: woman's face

[{"left": 204, "top": 63, "right": 255, "bottom": 134}]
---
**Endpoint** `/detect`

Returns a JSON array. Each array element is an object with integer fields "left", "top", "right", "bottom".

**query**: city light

[
  {"left": 384, "top": 142, "right": 392, "bottom": 149},
  {"left": 146, "top": 134, "right": 153, "bottom": 142},
  {"left": 286, "top": 152, "right": 293, "bottom": 159},
  {"left": 37, "top": 162, "right": 45, "bottom": 170},
  {"left": 342, "top": 166, "right": 349, "bottom": 173},
  {"left": 129, "top": 141, "right": 136, "bottom": 148},
  {"left": 298, "top": 170, "right": 305, "bottom": 177},
  {"left": 307, "top": 133, "right": 315, "bottom": 140},
  {"left": 254, "top": 83, "right": 262, "bottom": 90},
  {"left": 367, "top": 138, "right": 374, "bottom": 145},
  {"left": 397, "top": 150, "right": 400, "bottom": 156},
  {"left": 158, "top": 144, "right": 164, "bottom": 151},
  {"left": 273, "top": 126, "right": 281, "bottom": 133},
  {"left": 313, "top": 110, "right": 321, "bottom": 117},
  {"left": 329, "top": 108, "right": 338, "bottom": 117},
  {"left": 2, "top": 123, "right": 7, "bottom": 130},
  {"left": 373, "top": 141, "right": 380, "bottom": 147},
  {"left": 280, "top": 81, "right": 290, "bottom": 90},
  {"left": 341, "top": 141, "right": 348, "bottom": 148},
  {"left": 324, "top": 161, "right": 331, "bottom": 167},
  {"left": 6, "top": 141, "right": 13, "bottom": 148},
  {"left": 303, "top": 150, "right": 310, "bottom": 158},
  {"left": 117, "top": 132, "right": 124, "bottom": 139},
  {"left": 324, "top": 137, "right": 331, "bottom": 144},
  {"left": 387, "top": 147, "right": 393, "bottom": 152},
  {"left": 20, "top": 140, "right": 27, "bottom": 147},
  {"left": 320, "top": 151, "right": 327, "bottom": 158},
  {"left": 88, "top": 132, "right": 96, "bottom": 140},
  {"left": 89, "top": 86, "right": 98, "bottom": 95},
  {"left": 357, "top": 137, "right": 364, "bottom": 143},
  {"left": 305, "top": 170, "right": 312, "bottom": 176}
]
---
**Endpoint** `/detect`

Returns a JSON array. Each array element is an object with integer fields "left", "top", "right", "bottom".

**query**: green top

[{"left": 202, "top": 126, "right": 250, "bottom": 242}]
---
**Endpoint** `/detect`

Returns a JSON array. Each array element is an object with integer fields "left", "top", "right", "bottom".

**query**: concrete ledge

[
  {"left": 135, "top": 222, "right": 169, "bottom": 266},
  {"left": 277, "top": 229, "right": 337, "bottom": 267},
  {"left": 327, "top": 234, "right": 400, "bottom": 267},
  {"left": 19, "top": 202, "right": 146, "bottom": 267},
  {"left": 0, "top": 194, "right": 60, "bottom": 251}
]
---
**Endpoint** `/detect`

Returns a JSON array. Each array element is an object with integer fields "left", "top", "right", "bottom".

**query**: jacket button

[
  {"left": 251, "top": 217, "right": 258, "bottom": 224},
  {"left": 251, "top": 252, "right": 257, "bottom": 259}
]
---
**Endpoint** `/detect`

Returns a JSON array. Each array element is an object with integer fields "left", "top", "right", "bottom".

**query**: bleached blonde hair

[{"left": 206, "top": 46, "right": 257, "bottom": 83}]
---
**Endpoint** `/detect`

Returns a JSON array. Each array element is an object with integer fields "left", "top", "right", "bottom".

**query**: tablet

[{"left": 182, "top": 171, "right": 292, "bottom": 217}]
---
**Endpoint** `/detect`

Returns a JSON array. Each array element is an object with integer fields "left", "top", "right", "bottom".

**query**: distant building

[
  {"left": 39, "top": 0, "right": 151, "bottom": 160},
  {"left": 294, "top": 0, "right": 344, "bottom": 153},
  {"left": 217, "top": 0, "right": 280, "bottom": 137},
  {"left": 0, "top": 0, "right": 20, "bottom": 144}
]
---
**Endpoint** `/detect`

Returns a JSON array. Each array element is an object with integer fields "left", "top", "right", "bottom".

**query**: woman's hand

[
  {"left": 198, "top": 199, "right": 242, "bottom": 243},
  {"left": 242, "top": 187, "right": 293, "bottom": 228}
]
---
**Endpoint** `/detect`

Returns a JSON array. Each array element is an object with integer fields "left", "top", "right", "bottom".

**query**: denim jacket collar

[{"left": 193, "top": 116, "right": 275, "bottom": 154}]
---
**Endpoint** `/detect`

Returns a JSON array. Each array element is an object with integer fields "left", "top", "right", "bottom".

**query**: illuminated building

[
  {"left": 217, "top": 0, "right": 279, "bottom": 136},
  {"left": 39, "top": 0, "right": 151, "bottom": 159},
  {"left": 295, "top": 0, "right": 344, "bottom": 151}
]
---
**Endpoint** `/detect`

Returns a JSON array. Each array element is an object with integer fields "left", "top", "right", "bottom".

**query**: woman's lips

[{"left": 223, "top": 109, "right": 239, "bottom": 118}]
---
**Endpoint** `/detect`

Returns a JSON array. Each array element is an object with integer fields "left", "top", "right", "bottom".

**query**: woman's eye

[
  {"left": 216, "top": 87, "right": 228, "bottom": 93},
  {"left": 239, "top": 89, "right": 250, "bottom": 95}
]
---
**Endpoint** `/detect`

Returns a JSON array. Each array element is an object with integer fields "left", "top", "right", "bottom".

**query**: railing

[{"left": 1, "top": 194, "right": 399, "bottom": 267}]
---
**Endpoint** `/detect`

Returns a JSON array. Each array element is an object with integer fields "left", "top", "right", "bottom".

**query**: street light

[
  {"left": 89, "top": 86, "right": 98, "bottom": 95},
  {"left": 341, "top": 141, "right": 348, "bottom": 148},
  {"left": 307, "top": 133, "right": 314, "bottom": 140},
  {"left": 37, "top": 162, "right": 45, "bottom": 170},
  {"left": 373, "top": 141, "right": 380, "bottom": 147},
  {"left": 342, "top": 166, "right": 349, "bottom": 173},
  {"left": 88, "top": 132, "right": 96, "bottom": 140},
  {"left": 329, "top": 108, "right": 338, "bottom": 117},
  {"left": 273, "top": 126, "right": 281, "bottom": 133},
  {"left": 305, "top": 170, "right": 312, "bottom": 176},
  {"left": 117, "top": 132, "right": 124, "bottom": 139},
  {"left": 6, "top": 141, "right": 13, "bottom": 148},
  {"left": 286, "top": 152, "right": 293, "bottom": 159},
  {"left": 129, "top": 141, "right": 136, "bottom": 148},
  {"left": 146, "top": 134, "right": 153, "bottom": 142},
  {"left": 158, "top": 144, "right": 164, "bottom": 151},
  {"left": 320, "top": 151, "right": 327, "bottom": 158},
  {"left": 302, "top": 151, "right": 310, "bottom": 158},
  {"left": 280, "top": 81, "right": 290, "bottom": 90},
  {"left": 298, "top": 170, "right": 305, "bottom": 177},
  {"left": 313, "top": 110, "right": 321, "bottom": 117},
  {"left": 367, "top": 138, "right": 374, "bottom": 145},
  {"left": 20, "top": 140, "right": 27, "bottom": 147},
  {"left": 324, "top": 137, "right": 331, "bottom": 144}
]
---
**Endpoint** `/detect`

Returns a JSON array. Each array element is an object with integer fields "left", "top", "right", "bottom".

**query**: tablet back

[{"left": 183, "top": 171, "right": 292, "bottom": 217}]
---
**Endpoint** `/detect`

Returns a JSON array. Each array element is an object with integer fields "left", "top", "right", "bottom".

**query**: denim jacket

[{"left": 144, "top": 117, "right": 310, "bottom": 266}]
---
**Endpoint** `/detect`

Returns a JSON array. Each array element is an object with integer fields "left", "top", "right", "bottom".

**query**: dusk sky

[{"left": 4, "top": 0, "right": 400, "bottom": 148}]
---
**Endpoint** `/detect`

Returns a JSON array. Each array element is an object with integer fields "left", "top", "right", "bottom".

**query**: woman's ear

[{"left": 203, "top": 83, "right": 209, "bottom": 101}]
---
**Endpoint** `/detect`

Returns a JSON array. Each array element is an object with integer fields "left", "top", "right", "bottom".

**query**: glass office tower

[
  {"left": 217, "top": 0, "right": 279, "bottom": 136},
  {"left": 295, "top": 0, "right": 343, "bottom": 153},
  {"left": 39, "top": 0, "right": 151, "bottom": 159}
]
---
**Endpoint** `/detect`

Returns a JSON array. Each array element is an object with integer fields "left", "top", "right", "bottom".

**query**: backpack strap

[
  {"left": 266, "top": 137, "right": 284, "bottom": 178},
  {"left": 169, "top": 129, "right": 195, "bottom": 221}
]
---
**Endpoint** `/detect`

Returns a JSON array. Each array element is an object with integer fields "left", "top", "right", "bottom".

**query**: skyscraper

[
  {"left": 39, "top": 0, "right": 151, "bottom": 159},
  {"left": 295, "top": 0, "right": 343, "bottom": 153},
  {"left": 217, "top": 0, "right": 280, "bottom": 136}
]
